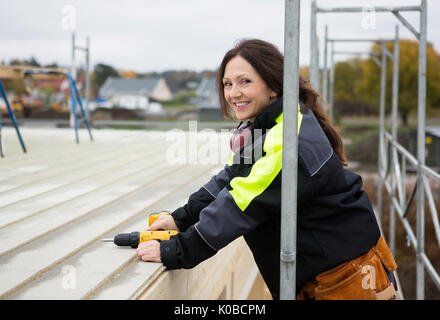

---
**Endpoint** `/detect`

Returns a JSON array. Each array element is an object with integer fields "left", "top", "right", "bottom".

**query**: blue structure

[
  {"left": 0, "top": 79, "right": 27, "bottom": 157},
  {"left": 0, "top": 69, "right": 93, "bottom": 157}
]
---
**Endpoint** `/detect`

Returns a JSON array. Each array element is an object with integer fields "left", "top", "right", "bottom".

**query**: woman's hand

[
  {"left": 136, "top": 240, "right": 161, "bottom": 262},
  {"left": 148, "top": 213, "right": 178, "bottom": 231},
  {"left": 136, "top": 213, "right": 178, "bottom": 263}
]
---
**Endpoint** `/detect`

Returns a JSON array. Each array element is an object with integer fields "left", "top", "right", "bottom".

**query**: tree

[
  {"left": 356, "top": 40, "right": 440, "bottom": 125},
  {"left": 93, "top": 63, "right": 119, "bottom": 89},
  {"left": 121, "top": 70, "right": 138, "bottom": 79}
]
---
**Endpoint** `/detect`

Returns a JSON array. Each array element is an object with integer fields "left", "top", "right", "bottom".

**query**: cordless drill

[{"left": 101, "top": 211, "right": 178, "bottom": 248}]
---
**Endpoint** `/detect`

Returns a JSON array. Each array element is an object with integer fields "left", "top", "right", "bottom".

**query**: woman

[{"left": 136, "top": 39, "right": 398, "bottom": 300}]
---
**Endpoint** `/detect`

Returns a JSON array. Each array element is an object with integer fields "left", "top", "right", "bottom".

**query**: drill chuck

[{"left": 113, "top": 231, "right": 141, "bottom": 248}]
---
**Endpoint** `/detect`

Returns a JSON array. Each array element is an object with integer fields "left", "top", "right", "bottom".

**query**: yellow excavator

[{"left": 0, "top": 65, "right": 93, "bottom": 156}]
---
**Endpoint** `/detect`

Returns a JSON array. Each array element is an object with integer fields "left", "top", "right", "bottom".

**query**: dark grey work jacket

[{"left": 160, "top": 98, "right": 381, "bottom": 299}]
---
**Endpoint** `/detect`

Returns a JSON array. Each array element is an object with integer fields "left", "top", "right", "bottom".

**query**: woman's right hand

[{"left": 148, "top": 213, "right": 179, "bottom": 231}]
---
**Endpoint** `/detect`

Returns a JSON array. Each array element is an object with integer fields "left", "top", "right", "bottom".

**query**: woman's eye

[
  {"left": 241, "top": 79, "right": 251, "bottom": 85},
  {"left": 224, "top": 82, "right": 232, "bottom": 87}
]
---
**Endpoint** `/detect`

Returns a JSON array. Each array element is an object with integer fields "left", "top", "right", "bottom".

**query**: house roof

[
  {"left": 99, "top": 77, "right": 161, "bottom": 97},
  {"left": 196, "top": 77, "right": 217, "bottom": 99}
]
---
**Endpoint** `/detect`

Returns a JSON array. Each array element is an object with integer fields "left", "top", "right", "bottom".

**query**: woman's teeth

[{"left": 234, "top": 101, "right": 250, "bottom": 108}]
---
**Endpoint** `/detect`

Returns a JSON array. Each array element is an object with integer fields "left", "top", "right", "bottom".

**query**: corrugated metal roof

[{"left": 99, "top": 77, "right": 160, "bottom": 97}]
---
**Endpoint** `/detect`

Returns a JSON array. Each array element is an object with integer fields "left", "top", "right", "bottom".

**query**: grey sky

[{"left": 1, "top": 0, "right": 439, "bottom": 73}]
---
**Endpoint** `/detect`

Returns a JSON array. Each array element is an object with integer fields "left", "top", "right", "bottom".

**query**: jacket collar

[{"left": 250, "top": 98, "right": 283, "bottom": 131}]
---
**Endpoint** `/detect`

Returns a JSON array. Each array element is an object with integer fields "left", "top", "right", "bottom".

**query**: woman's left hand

[{"left": 136, "top": 240, "right": 161, "bottom": 262}]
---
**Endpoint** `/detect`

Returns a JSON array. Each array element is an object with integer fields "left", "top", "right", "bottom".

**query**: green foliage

[
  {"left": 160, "top": 89, "right": 197, "bottom": 108},
  {"left": 93, "top": 63, "right": 119, "bottom": 88},
  {"left": 334, "top": 58, "right": 363, "bottom": 103},
  {"left": 333, "top": 39, "right": 440, "bottom": 125}
]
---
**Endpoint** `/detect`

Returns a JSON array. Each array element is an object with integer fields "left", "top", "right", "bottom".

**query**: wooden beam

[
  {"left": 135, "top": 238, "right": 269, "bottom": 300},
  {"left": 0, "top": 65, "right": 69, "bottom": 80}
]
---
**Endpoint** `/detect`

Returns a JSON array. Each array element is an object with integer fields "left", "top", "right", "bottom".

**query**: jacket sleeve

[
  {"left": 171, "top": 165, "right": 234, "bottom": 232},
  {"left": 161, "top": 123, "right": 285, "bottom": 269}
]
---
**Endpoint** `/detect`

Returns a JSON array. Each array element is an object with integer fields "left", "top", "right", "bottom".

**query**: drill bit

[{"left": 101, "top": 238, "right": 114, "bottom": 242}]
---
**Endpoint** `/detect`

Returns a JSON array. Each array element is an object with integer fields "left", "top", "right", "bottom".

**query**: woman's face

[{"left": 223, "top": 55, "right": 276, "bottom": 122}]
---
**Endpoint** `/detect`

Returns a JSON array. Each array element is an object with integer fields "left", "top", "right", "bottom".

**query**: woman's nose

[{"left": 230, "top": 85, "right": 242, "bottom": 99}]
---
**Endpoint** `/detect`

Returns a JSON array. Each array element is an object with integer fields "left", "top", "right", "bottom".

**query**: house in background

[
  {"left": 193, "top": 77, "right": 223, "bottom": 120},
  {"left": 98, "top": 77, "right": 172, "bottom": 113}
]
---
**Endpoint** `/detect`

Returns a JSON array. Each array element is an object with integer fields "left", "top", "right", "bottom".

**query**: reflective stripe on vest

[{"left": 229, "top": 103, "right": 303, "bottom": 212}]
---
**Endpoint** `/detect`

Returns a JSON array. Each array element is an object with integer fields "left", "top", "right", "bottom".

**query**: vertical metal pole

[
  {"left": 377, "top": 50, "right": 385, "bottom": 225},
  {"left": 377, "top": 45, "right": 387, "bottom": 227},
  {"left": 85, "top": 36, "right": 91, "bottom": 122},
  {"left": 70, "top": 32, "right": 76, "bottom": 129},
  {"left": 329, "top": 41, "right": 335, "bottom": 120},
  {"left": 416, "top": 0, "right": 427, "bottom": 301},
  {"left": 323, "top": 26, "right": 328, "bottom": 103},
  {"left": 0, "top": 109, "right": 3, "bottom": 157},
  {"left": 67, "top": 73, "right": 79, "bottom": 144},
  {"left": 0, "top": 80, "right": 27, "bottom": 154},
  {"left": 71, "top": 32, "right": 77, "bottom": 82},
  {"left": 389, "top": 25, "right": 400, "bottom": 255},
  {"left": 280, "top": 0, "right": 300, "bottom": 300},
  {"left": 71, "top": 73, "right": 93, "bottom": 141},
  {"left": 316, "top": 35, "right": 321, "bottom": 93},
  {"left": 310, "top": 0, "right": 319, "bottom": 88}
]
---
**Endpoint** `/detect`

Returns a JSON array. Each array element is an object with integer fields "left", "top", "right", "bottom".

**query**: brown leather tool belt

[{"left": 297, "top": 236, "right": 398, "bottom": 300}]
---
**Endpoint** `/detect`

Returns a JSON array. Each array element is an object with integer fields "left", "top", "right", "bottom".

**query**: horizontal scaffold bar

[
  {"left": 327, "top": 38, "right": 395, "bottom": 43},
  {"left": 317, "top": 6, "right": 421, "bottom": 13}
]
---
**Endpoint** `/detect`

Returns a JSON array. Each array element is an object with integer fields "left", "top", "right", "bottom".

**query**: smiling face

[{"left": 223, "top": 55, "right": 277, "bottom": 122}]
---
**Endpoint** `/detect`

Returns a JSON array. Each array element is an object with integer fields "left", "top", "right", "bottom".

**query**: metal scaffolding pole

[
  {"left": 322, "top": 36, "right": 394, "bottom": 121},
  {"left": 313, "top": 1, "right": 430, "bottom": 300},
  {"left": 329, "top": 41, "right": 334, "bottom": 119},
  {"left": 378, "top": 45, "right": 388, "bottom": 227},
  {"left": 71, "top": 33, "right": 76, "bottom": 82},
  {"left": 71, "top": 32, "right": 91, "bottom": 123},
  {"left": 389, "top": 26, "right": 400, "bottom": 256},
  {"left": 280, "top": 0, "right": 300, "bottom": 300},
  {"left": 85, "top": 36, "right": 91, "bottom": 121},
  {"left": 310, "top": 0, "right": 319, "bottom": 89},
  {"left": 416, "top": 0, "right": 427, "bottom": 301},
  {"left": 322, "top": 26, "right": 328, "bottom": 103}
]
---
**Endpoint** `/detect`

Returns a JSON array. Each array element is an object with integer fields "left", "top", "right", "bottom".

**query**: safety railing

[
  {"left": 382, "top": 130, "right": 440, "bottom": 293},
  {"left": 313, "top": 0, "right": 435, "bottom": 300}
]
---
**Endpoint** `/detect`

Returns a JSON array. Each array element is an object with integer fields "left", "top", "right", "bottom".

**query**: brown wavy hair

[{"left": 216, "top": 39, "right": 347, "bottom": 166}]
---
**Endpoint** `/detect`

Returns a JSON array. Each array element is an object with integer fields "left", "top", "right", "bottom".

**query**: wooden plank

[
  {"left": 0, "top": 126, "right": 248, "bottom": 300},
  {"left": 0, "top": 164, "right": 217, "bottom": 299},
  {"left": 8, "top": 166, "right": 218, "bottom": 299},
  {"left": 0, "top": 139, "right": 164, "bottom": 193},
  {"left": 134, "top": 238, "right": 256, "bottom": 300},
  {"left": 0, "top": 128, "right": 164, "bottom": 185},
  {"left": 0, "top": 155, "right": 183, "bottom": 254},
  {"left": 0, "top": 133, "right": 168, "bottom": 206}
]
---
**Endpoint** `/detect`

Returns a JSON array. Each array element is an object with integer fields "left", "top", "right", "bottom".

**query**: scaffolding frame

[
  {"left": 71, "top": 32, "right": 91, "bottom": 121},
  {"left": 311, "top": 0, "right": 439, "bottom": 300},
  {"left": 280, "top": 0, "right": 301, "bottom": 300},
  {"left": 322, "top": 32, "right": 396, "bottom": 121}
]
